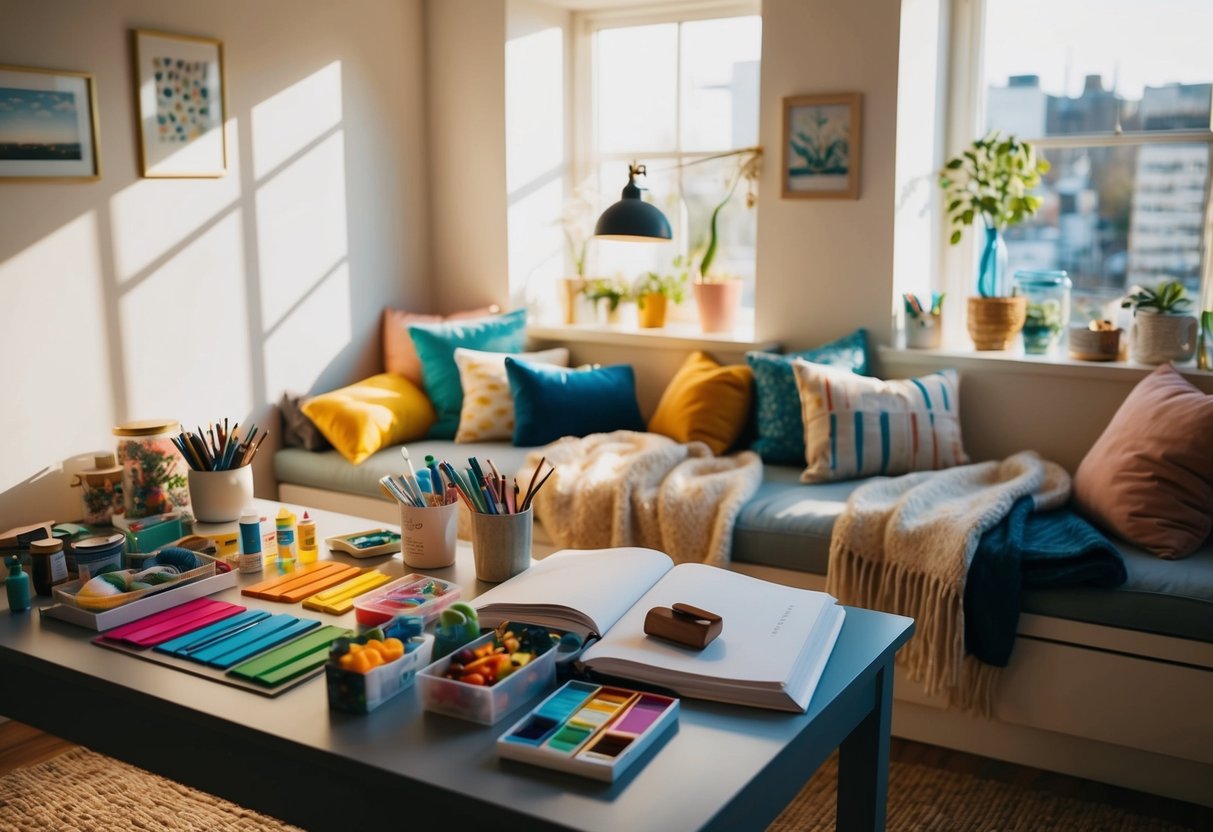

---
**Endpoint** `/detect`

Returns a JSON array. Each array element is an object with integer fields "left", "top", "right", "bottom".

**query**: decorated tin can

[
  {"left": 113, "top": 419, "right": 191, "bottom": 519},
  {"left": 71, "top": 452, "right": 125, "bottom": 524}
]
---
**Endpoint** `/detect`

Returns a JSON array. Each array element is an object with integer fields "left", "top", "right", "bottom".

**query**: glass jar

[
  {"left": 113, "top": 419, "right": 191, "bottom": 519},
  {"left": 1013, "top": 270, "right": 1071, "bottom": 355},
  {"left": 71, "top": 452, "right": 125, "bottom": 524}
]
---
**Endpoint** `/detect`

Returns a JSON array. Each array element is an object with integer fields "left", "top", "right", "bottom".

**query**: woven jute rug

[{"left": 0, "top": 746, "right": 1195, "bottom": 831}]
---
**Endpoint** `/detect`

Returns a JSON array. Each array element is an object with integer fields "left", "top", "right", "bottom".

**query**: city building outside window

[{"left": 954, "top": 0, "right": 1212, "bottom": 325}]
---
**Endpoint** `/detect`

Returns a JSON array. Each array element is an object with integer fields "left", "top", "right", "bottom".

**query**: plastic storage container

[
  {"left": 1013, "top": 270, "right": 1072, "bottom": 355},
  {"left": 417, "top": 629, "right": 558, "bottom": 725},
  {"left": 353, "top": 574, "right": 460, "bottom": 628},
  {"left": 326, "top": 630, "right": 434, "bottom": 714}
]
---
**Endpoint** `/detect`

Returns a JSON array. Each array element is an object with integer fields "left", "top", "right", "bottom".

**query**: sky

[
  {"left": 984, "top": 0, "right": 1213, "bottom": 100},
  {"left": 0, "top": 88, "right": 80, "bottom": 144}
]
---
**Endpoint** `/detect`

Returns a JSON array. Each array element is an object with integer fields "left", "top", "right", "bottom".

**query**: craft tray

[
  {"left": 53, "top": 553, "right": 221, "bottom": 611},
  {"left": 41, "top": 567, "right": 238, "bottom": 631}
]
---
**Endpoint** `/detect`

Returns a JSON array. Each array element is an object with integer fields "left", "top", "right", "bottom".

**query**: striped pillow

[{"left": 791, "top": 360, "right": 968, "bottom": 483}]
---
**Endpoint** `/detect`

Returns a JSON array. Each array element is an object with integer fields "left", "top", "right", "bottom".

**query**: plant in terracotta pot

[
  {"left": 939, "top": 131, "right": 1049, "bottom": 350},
  {"left": 693, "top": 149, "right": 762, "bottom": 333},
  {"left": 634, "top": 256, "right": 689, "bottom": 328},
  {"left": 557, "top": 184, "right": 597, "bottom": 324},
  {"left": 1122, "top": 280, "right": 1198, "bottom": 364},
  {"left": 582, "top": 277, "right": 632, "bottom": 325}
]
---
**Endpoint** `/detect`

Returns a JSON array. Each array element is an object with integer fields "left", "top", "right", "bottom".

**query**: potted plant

[
  {"left": 582, "top": 277, "right": 632, "bottom": 325},
  {"left": 693, "top": 149, "right": 762, "bottom": 333},
  {"left": 1122, "top": 280, "right": 1198, "bottom": 364},
  {"left": 558, "top": 185, "right": 597, "bottom": 324},
  {"left": 634, "top": 257, "right": 689, "bottom": 328},
  {"left": 939, "top": 132, "right": 1049, "bottom": 350}
]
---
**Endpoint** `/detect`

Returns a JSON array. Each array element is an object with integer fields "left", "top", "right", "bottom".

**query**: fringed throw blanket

[
  {"left": 519, "top": 431, "right": 762, "bottom": 567},
  {"left": 827, "top": 451, "right": 1071, "bottom": 715}
]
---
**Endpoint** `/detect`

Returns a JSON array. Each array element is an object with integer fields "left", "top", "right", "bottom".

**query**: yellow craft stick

[{"left": 302, "top": 570, "right": 392, "bottom": 615}]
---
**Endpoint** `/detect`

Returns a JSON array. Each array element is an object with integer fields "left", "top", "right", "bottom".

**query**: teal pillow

[
  {"left": 409, "top": 308, "right": 526, "bottom": 438},
  {"left": 746, "top": 329, "right": 871, "bottom": 465},
  {"left": 505, "top": 358, "right": 645, "bottom": 446}
]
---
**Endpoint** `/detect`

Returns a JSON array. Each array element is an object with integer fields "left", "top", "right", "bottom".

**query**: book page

[
  {"left": 582, "top": 563, "right": 838, "bottom": 688},
  {"left": 473, "top": 548, "right": 674, "bottom": 638}
]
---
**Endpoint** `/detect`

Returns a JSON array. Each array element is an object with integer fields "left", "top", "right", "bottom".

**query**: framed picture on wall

[
  {"left": 133, "top": 29, "right": 227, "bottom": 178},
  {"left": 0, "top": 65, "right": 100, "bottom": 181},
  {"left": 781, "top": 92, "right": 862, "bottom": 200}
]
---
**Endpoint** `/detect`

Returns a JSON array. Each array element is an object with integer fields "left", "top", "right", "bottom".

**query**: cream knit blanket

[
  {"left": 519, "top": 431, "right": 763, "bottom": 566},
  {"left": 827, "top": 451, "right": 1071, "bottom": 715}
]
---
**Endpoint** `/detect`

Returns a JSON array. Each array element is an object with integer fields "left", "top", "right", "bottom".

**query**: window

[
  {"left": 575, "top": 5, "right": 762, "bottom": 315},
  {"left": 950, "top": 0, "right": 1213, "bottom": 322}
]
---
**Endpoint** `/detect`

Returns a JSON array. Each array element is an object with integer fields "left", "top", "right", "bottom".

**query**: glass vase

[
  {"left": 977, "top": 226, "right": 1009, "bottom": 298},
  {"left": 1013, "top": 270, "right": 1072, "bottom": 355}
]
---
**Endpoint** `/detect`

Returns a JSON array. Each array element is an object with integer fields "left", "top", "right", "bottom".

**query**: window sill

[
  {"left": 879, "top": 344, "right": 1213, "bottom": 382},
  {"left": 527, "top": 321, "right": 779, "bottom": 352}
]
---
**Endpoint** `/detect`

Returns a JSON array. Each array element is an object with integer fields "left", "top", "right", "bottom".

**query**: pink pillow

[
  {"left": 382, "top": 305, "right": 500, "bottom": 385},
  {"left": 1072, "top": 363, "right": 1213, "bottom": 559}
]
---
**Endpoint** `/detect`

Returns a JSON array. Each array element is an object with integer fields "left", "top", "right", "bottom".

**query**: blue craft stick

[
  {"left": 155, "top": 610, "right": 270, "bottom": 657},
  {"left": 187, "top": 615, "right": 316, "bottom": 668}
]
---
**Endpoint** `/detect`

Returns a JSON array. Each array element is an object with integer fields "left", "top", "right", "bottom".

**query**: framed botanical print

[
  {"left": 0, "top": 64, "right": 100, "bottom": 181},
  {"left": 782, "top": 92, "right": 862, "bottom": 200},
  {"left": 133, "top": 28, "right": 227, "bottom": 177}
]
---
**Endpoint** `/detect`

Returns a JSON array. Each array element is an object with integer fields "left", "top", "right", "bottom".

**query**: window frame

[
  {"left": 940, "top": 0, "right": 1213, "bottom": 328},
  {"left": 570, "top": 0, "right": 762, "bottom": 293}
]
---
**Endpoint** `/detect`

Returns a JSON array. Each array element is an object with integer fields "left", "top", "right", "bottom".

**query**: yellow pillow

[
  {"left": 301, "top": 373, "right": 435, "bottom": 465},
  {"left": 648, "top": 351, "right": 753, "bottom": 455}
]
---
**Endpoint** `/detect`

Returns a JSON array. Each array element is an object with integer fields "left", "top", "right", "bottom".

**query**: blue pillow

[
  {"left": 409, "top": 309, "right": 527, "bottom": 438},
  {"left": 746, "top": 329, "right": 871, "bottom": 465},
  {"left": 505, "top": 358, "right": 645, "bottom": 447}
]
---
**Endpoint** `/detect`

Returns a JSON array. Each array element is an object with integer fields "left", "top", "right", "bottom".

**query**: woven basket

[{"left": 967, "top": 296, "right": 1027, "bottom": 350}]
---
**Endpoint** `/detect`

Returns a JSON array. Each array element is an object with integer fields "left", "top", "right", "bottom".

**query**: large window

[
  {"left": 577, "top": 6, "right": 762, "bottom": 312},
  {"left": 973, "top": 0, "right": 1213, "bottom": 320}
]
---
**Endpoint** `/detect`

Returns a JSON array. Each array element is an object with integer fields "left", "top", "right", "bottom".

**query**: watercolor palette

[{"left": 496, "top": 681, "right": 678, "bottom": 781}]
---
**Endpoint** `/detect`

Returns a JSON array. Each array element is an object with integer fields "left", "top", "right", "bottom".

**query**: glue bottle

[
  {"left": 276, "top": 506, "right": 297, "bottom": 574},
  {"left": 297, "top": 511, "right": 318, "bottom": 564},
  {"left": 238, "top": 509, "right": 264, "bottom": 574},
  {"left": 5, "top": 555, "right": 31, "bottom": 613}
]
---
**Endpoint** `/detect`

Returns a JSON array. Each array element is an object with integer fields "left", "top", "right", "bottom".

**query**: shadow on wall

[{"left": 0, "top": 45, "right": 391, "bottom": 529}]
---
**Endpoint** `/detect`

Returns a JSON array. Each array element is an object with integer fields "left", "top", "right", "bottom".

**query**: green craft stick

[{"left": 228, "top": 626, "right": 351, "bottom": 686}]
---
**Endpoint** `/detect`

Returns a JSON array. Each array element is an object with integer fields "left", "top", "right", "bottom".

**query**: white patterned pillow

[
  {"left": 791, "top": 359, "right": 968, "bottom": 483},
  {"left": 454, "top": 347, "right": 569, "bottom": 442}
]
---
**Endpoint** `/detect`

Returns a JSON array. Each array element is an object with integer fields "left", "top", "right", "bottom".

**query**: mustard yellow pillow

[
  {"left": 648, "top": 351, "right": 753, "bottom": 455},
  {"left": 301, "top": 373, "right": 435, "bottom": 465}
]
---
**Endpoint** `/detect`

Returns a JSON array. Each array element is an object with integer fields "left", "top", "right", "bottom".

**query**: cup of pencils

[
  {"left": 175, "top": 421, "right": 267, "bottom": 523},
  {"left": 904, "top": 292, "right": 944, "bottom": 349}
]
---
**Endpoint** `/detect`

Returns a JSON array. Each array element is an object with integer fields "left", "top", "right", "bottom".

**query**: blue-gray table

[{"left": 0, "top": 505, "right": 913, "bottom": 832}]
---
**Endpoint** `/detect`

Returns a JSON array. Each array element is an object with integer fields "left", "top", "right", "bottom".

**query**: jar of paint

[{"left": 29, "top": 539, "right": 69, "bottom": 596}]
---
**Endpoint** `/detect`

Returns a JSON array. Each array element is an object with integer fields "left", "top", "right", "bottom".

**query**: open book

[{"left": 473, "top": 548, "right": 845, "bottom": 713}]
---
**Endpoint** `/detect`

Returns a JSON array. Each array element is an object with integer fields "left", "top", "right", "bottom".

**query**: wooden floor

[{"left": 1, "top": 720, "right": 1209, "bottom": 829}]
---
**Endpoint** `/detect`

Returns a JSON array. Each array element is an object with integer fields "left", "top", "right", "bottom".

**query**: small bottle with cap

[
  {"left": 238, "top": 508, "right": 264, "bottom": 574},
  {"left": 6, "top": 555, "right": 31, "bottom": 613},
  {"left": 297, "top": 512, "right": 318, "bottom": 565}
]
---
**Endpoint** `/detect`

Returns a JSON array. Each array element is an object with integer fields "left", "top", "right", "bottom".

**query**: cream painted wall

[
  {"left": 754, "top": 0, "right": 902, "bottom": 352},
  {"left": 0, "top": 0, "right": 429, "bottom": 528},
  {"left": 427, "top": 0, "right": 511, "bottom": 312}
]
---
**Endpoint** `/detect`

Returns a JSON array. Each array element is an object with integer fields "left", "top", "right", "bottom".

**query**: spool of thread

[
  {"left": 238, "top": 509, "right": 263, "bottom": 574},
  {"left": 297, "top": 511, "right": 318, "bottom": 565}
]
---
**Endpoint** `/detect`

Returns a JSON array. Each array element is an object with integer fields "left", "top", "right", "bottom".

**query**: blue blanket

[{"left": 965, "top": 497, "right": 1126, "bottom": 666}]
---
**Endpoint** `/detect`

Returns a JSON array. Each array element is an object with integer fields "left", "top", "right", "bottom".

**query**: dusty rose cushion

[
  {"left": 1072, "top": 363, "right": 1213, "bottom": 558},
  {"left": 382, "top": 305, "right": 500, "bottom": 385}
]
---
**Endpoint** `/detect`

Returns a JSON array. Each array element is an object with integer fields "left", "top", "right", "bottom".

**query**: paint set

[{"left": 496, "top": 680, "right": 679, "bottom": 781}]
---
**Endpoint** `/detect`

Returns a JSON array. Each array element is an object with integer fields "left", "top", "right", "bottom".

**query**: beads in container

[{"left": 113, "top": 420, "right": 191, "bottom": 519}]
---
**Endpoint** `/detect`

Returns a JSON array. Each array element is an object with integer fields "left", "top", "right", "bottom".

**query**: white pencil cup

[
  {"left": 400, "top": 501, "right": 459, "bottom": 569},
  {"left": 470, "top": 509, "right": 533, "bottom": 583},
  {"left": 187, "top": 466, "right": 254, "bottom": 523}
]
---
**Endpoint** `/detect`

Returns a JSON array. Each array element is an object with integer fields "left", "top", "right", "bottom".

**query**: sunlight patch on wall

[
  {"left": 505, "top": 26, "right": 564, "bottom": 194},
  {"left": 0, "top": 212, "right": 112, "bottom": 492},
  {"left": 119, "top": 211, "right": 252, "bottom": 421},
  {"left": 255, "top": 130, "right": 349, "bottom": 331},
  {"left": 263, "top": 261, "right": 352, "bottom": 395},
  {"left": 110, "top": 123, "right": 242, "bottom": 284},
  {"left": 508, "top": 177, "right": 564, "bottom": 319},
  {"left": 251, "top": 61, "right": 344, "bottom": 180}
]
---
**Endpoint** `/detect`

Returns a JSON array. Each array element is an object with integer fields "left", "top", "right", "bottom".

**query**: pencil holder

[
  {"left": 399, "top": 501, "right": 459, "bottom": 569},
  {"left": 905, "top": 313, "right": 942, "bottom": 349},
  {"left": 470, "top": 509, "right": 533, "bottom": 583},
  {"left": 187, "top": 467, "right": 254, "bottom": 523}
]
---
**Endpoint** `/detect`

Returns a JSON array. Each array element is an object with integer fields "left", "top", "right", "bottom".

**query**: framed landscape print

[
  {"left": 133, "top": 29, "right": 227, "bottom": 178},
  {"left": 782, "top": 92, "right": 862, "bottom": 200},
  {"left": 0, "top": 65, "right": 100, "bottom": 181}
]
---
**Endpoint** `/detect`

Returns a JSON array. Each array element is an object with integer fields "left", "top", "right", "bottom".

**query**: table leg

[{"left": 836, "top": 662, "right": 893, "bottom": 832}]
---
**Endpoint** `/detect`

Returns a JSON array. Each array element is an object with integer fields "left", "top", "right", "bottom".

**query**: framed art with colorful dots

[{"left": 132, "top": 29, "right": 226, "bottom": 178}]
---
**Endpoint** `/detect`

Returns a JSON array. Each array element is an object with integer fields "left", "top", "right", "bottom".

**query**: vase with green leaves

[
  {"left": 558, "top": 184, "right": 597, "bottom": 323},
  {"left": 1122, "top": 280, "right": 1198, "bottom": 364},
  {"left": 940, "top": 131, "right": 1049, "bottom": 349},
  {"left": 693, "top": 148, "right": 761, "bottom": 332},
  {"left": 582, "top": 277, "right": 632, "bottom": 325},
  {"left": 634, "top": 257, "right": 689, "bottom": 328}
]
